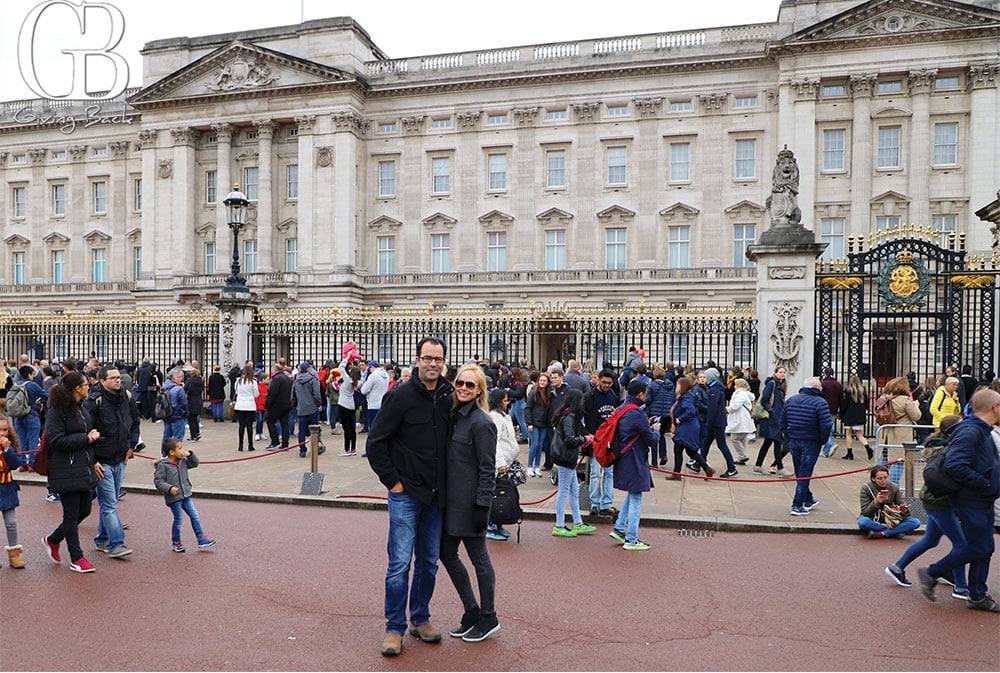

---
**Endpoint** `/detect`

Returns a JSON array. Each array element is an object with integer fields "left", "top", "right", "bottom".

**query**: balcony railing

[{"left": 361, "top": 266, "right": 756, "bottom": 286}]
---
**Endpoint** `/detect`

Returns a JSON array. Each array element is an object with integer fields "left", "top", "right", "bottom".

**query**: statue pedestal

[
  {"left": 214, "top": 291, "right": 257, "bottom": 370},
  {"left": 747, "top": 238, "right": 827, "bottom": 393}
]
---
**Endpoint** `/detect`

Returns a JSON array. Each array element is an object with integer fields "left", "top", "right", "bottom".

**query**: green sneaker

[
  {"left": 571, "top": 523, "right": 597, "bottom": 535},
  {"left": 609, "top": 529, "right": 626, "bottom": 544},
  {"left": 552, "top": 526, "right": 578, "bottom": 537},
  {"left": 623, "top": 540, "right": 651, "bottom": 551}
]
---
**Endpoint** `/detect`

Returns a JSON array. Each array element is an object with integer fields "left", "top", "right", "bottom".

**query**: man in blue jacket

[
  {"left": 918, "top": 388, "right": 1000, "bottom": 612},
  {"left": 780, "top": 376, "right": 833, "bottom": 516},
  {"left": 699, "top": 368, "right": 738, "bottom": 478}
]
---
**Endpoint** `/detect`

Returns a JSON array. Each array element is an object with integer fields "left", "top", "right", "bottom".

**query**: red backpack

[{"left": 592, "top": 403, "right": 639, "bottom": 468}]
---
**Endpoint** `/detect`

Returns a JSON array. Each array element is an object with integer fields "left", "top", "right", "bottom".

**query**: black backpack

[
  {"left": 153, "top": 387, "right": 174, "bottom": 420},
  {"left": 922, "top": 442, "right": 960, "bottom": 496},
  {"left": 489, "top": 475, "right": 522, "bottom": 542}
]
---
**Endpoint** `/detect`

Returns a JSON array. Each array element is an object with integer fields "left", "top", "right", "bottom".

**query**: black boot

[
  {"left": 865, "top": 445, "right": 874, "bottom": 461},
  {"left": 842, "top": 449, "right": 854, "bottom": 460}
]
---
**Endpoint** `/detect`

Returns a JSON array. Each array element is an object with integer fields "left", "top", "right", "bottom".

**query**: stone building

[{"left": 1, "top": 0, "right": 998, "bottom": 317}]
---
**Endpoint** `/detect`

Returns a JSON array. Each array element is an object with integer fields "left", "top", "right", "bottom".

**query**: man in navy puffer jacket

[{"left": 779, "top": 376, "right": 833, "bottom": 516}]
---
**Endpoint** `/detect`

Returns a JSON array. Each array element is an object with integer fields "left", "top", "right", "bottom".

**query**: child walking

[
  {"left": 153, "top": 438, "right": 216, "bottom": 553},
  {"left": 0, "top": 416, "right": 26, "bottom": 568}
]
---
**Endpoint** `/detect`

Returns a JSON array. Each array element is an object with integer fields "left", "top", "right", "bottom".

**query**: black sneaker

[
  {"left": 917, "top": 567, "right": 938, "bottom": 602},
  {"left": 449, "top": 608, "right": 480, "bottom": 638},
  {"left": 461, "top": 613, "right": 500, "bottom": 642},
  {"left": 884, "top": 566, "right": 911, "bottom": 587},
  {"left": 719, "top": 469, "right": 738, "bottom": 478},
  {"left": 589, "top": 507, "right": 599, "bottom": 516},
  {"left": 966, "top": 595, "right": 1000, "bottom": 612}
]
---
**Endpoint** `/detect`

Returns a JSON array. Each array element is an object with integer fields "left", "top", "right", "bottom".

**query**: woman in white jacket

[
  {"left": 487, "top": 388, "right": 521, "bottom": 541},
  {"left": 232, "top": 365, "right": 259, "bottom": 452},
  {"left": 725, "top": 378, "right": 755, "bottom": 464}
]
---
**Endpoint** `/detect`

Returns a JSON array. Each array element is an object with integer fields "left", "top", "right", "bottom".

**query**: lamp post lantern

[{"left": 223, "top": 183, "right": 250, "bottom": 296}]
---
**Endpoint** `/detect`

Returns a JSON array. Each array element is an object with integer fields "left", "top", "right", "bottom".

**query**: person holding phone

[{"left": 857, "top": 465, "right": 922, "bottom": 539}]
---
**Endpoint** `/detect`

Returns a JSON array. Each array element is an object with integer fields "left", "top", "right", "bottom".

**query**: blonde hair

[
  {"left": 453, "top": 364, "right": 489, "bottom": 414},
  {"left": 733, "top": 378, "right": 749, "bottom": 391}
]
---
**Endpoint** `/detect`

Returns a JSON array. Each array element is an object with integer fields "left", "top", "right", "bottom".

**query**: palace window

[
  {"left": 546, "top": 150, "right": 566, "bottom": 189},
  {"left": 52, "top": 184, "right": 66, "bottom": 215},
  {"left": 92, "top": 181, "right": 107, "bottom": 214},
  {"left": 735, "top": 139, "right": 756, "bottom": 179},
  {"left": 378, "top": 160, "right": 396, "bottom": 197},
  {"left": 933, "top": 123, "right": 958, "bottom": 166},
  {"left": 606, "top": 228, "right": 626, "bottom": 270},
  {"left": 487, "top": 231, "right": 507, "bottom": 272},
  {"left": 133, "top": 178, "right": 142, "bottom": 211},
  {"left": 286, "top": 164, "right": 298, "bottom": 199},
  {"left": 377, "top": 235, "right": 395, "bottom": 275},
  {"left": 820, "top": 218, "right": 845, "bottom": 261},
  {"left": 12, "top": 252, "right": 25, "bottom": 285},
  {"left": 52, "top": 250, "right": 66, "bottom": 283},
  {"left": 92, "top": 248, "right": 107, "bottom": 282},
  {"left": 432, "top": 157, "right": 450, "bottom": 194},
  {"left": 206, "top": 170, "right": 217, "bottom": 204},
  {"left": 243, "top": 167, "right": 259, "bottom": 201},
  {"left": 607, "top": 146, "right": 627, "bottom": 186},
  {"left": 669, "top": 101, "right": 692, "bottom": 112},
  {"left": 431, "top": 233, "right": 450, "bottom": 272},
  {"left": 133, "top": 246, "right": 142, "bottom": 279},
  {"left": 733, "top": 224, "right": 755, "bottom": 267},
  {"left": 285, "top": 238, "right": 297, "bottom": 272},
  {"left": 876, "top": 127, "right": 901, "bottom": 169},
  {"left": 488, "top": 154, "right": 507, "bottom": 191},
  {"left": 204, "top": 242, "right": 216, "bottom": 275},
  {"left": 822, "top": 129, "right": 846, "bottom": 172},
  {"left": 545, "top": 230, "right": 566, "bottom": 271},
  {"left": 12, "top": 186, "right": 25, "bottom": 218},
  {"left": 668, "top": 226, "right": 690, "bottom": 267},
  {"left": 669, "top": 142, "right": 690, "bottom": 183},
  {"left": 243, "top": 240, "right": 258, "bottom": 273},
  {"left": 735, "top": 96, "right": 757, "bottom": 108}
]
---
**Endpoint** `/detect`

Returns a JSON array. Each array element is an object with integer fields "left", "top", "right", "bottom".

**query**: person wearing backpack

[
  {"left": 917, "top": 388, "right": 1000, "bottom": 612},
  {"left": 608, "top": 379, "right": 660, "bottom": 551},
  {"left": 159, "top": 368, "right": 188, "bottom": 451},
  {"left": 877, "top": 377, "right": 921, "bottom": 466},
  {"left": 550, "top": 389, "right": 597, "bottom": 538},
  {"left": 644, "top": 366, "right": 676, "bottom": 468},
  {"left": 11, "top": 365, "right": 48, "bottom": 472},
  {"left": 884, "top": 414, "right": 968, "bottom": 596},
  {"left": 753, "top": 367, "right": 789, "bottom": 476},
  {"left": 668, "top": 376, "right": 714, "bottom": 480}
]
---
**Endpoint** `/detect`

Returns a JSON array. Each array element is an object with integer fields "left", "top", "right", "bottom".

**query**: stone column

[
  {"left": 908, "top": 69, "right": 936, "bottom": 227},
  {"left": 330, "top": 111, "right": 362, "bottom": 271},
  {"left": 212, "top": 123, "right": 234, "bottom": 276},
  {"left": 967, "top": 63, "right": 1000, "bottom": 252},
  {"left": 137, "top": 130, "right": 157, "bottom": 286},
  {"left": 170, "top": 128, "right": 199, "bottom": 276},
  {"left": 571, "top": 101, "right": 600, "bottom": 269},
  {"left": 848, "top": 73, "right": 877, "bottom": 236},
  {"left": 697, "top": 92, "right": 728, "bottom": 266},
  {"left": 790, "top": 79, "right": 819, "bottom": 232},
  {"left": 254, "top": 119, "right": 276, "bottom": 273},
  {"left": 633, "top": 97, "right": 662, "bottom": 268},
  {"left": 295, "top": 115, "right": 317, "bottom": 274},
  {"left": 216, "top": 300, "right": 256, "bottom": 372}
]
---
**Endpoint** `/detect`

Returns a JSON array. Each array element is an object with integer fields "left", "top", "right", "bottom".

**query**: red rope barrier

[
  {"left": 651, "top": 459, "right": 901, "bottom": 483},
  {"left": 130, "top": 440, "right": 307, "bottom": 464}
]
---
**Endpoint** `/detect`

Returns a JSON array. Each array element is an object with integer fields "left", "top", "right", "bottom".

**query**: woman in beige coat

[{"left": 877, "top": 376, "right": 922, "bottom": 469}]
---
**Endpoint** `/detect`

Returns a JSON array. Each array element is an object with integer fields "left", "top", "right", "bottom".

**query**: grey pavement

[{"left": 20, "top": 416, "right": 908, "bottom": 534}]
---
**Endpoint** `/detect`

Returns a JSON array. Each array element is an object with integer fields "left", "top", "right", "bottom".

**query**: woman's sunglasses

[{"left": 454, "top": 379, "right": 478, "bottom": 389}]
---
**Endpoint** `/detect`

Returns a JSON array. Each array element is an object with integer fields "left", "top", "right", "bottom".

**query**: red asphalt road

[{"left": 5, "top": 483, "right": 998, "bottom": 672}]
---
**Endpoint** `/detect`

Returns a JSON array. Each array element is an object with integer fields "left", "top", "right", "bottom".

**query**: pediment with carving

[
  {"left": 783, "top": 0, "right": 1000, "bottom": 44},
  {"left": 536, "top": 207, "right": 574, "bottom": 227},
  {"left": 126, "top": 228, "right": 142, "bottom": 243},
  {"left": 83, "top": 229, "right": 112, "bottom": 244},
  {"left": 4, "top": 234, "right": 30, "bottom": 249},
  {"left": 478, "top": 210, "right": 514, "bottom": 228},
  {"left": 195, "top": 223, "right": 216, "bottom": 240},
  {"left": 43, "top": 232, "right": 71, "bottom": 246},
  {"left": 276, "top": 217, "right": 297, "bottom": 234},
  {"left": 129, "top": 42, "right": 354, "bottom": 106},
  {"left": 421, "top": 212, "right": 457, "bottom": 230},
  {"left": 724, "top": 200, "right": 766, "bottom": 220},
  {"left": 596, "top": 205, "right": 636, "bottom": 224},
  {"left": 659, "top": 202, "right": 700, "bottom": 222},
  {"left": 368, "top": 215, "right": 403, "bottom": 232}
]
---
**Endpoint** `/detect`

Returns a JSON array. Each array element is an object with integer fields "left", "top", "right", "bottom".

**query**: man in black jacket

[
  {"left": 366, "top": 337, "right": 454, "bottom": 657},
  {"left": 83, "top": 366, "right": 140, "bottom": 559},
  {"left": 264, "top": 366, "right": 293, "bottom": 450}
]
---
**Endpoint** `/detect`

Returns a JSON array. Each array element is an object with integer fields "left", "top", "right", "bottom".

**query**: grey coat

[
  {"left": 444, "top": 401, "right": 497, "bottom": 537},
  {"left": 153, "top": 451, "right": 200, "bottom": 504},
  {"left": 291, "top": 371, "right": 322, "bottom": 416}
]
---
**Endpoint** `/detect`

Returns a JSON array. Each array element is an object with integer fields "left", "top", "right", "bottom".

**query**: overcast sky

[{"left": 0, "top": 0, "right": 779, "bottom": 102}]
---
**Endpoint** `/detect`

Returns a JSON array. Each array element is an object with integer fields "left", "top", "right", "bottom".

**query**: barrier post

[
  {"left": 902, "top": 440, "right": 918, "bottom": 496},
  {"left": 299, "top": 424, "right": 325, "bottom": 496},
  {"left": 309, "top": 424, "right": 320, "bottom": 473}
]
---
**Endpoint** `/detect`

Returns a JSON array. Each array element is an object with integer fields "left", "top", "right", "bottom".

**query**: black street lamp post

[{"left": 223, "top": 184, "right": 250, "bottom": 295}]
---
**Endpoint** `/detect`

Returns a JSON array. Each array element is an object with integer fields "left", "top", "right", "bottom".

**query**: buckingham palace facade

[{"left": 1, "top": 0, "right": 999, "bottom": 315}]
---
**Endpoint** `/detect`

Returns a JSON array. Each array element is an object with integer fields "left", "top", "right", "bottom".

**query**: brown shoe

[
  {"left": 703, "top": 466, "right": 715, "bottom": 479},
  {"left": 665, "top": 474, "right": 682, "bottom": 481},
  {"left": 380, "top": 632, "right": 403, "bottom": 656},
  {"left": 408, "top": 622, "right": 443, "bottom": 643}
]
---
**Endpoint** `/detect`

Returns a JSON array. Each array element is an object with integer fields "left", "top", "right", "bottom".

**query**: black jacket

[
  {"left": 366, "top": 376, "right": 454, "bottom": 506},
  {"left": 551, "top": 410, "right": 587, "bottom": 468},
  {"left": 443, "top": 401, "right": 497, "bottom": 537},
  {"left": 45, "top": 401, "right": 97, "bottom": 493},
  {"left": 135, "top": 362, "right": 155, "bottom": 392},
  {"left": 185, "top": 375, "right": 204, "bottom": 412},
  {"left": 525, "top": 388, "right": 551, "bottom": 427},
  {"left": 207, "top": 372, "right": 228, "bottom": 401},
  {"left": 266, "top": 371, "right": 293, "bottom": 415},
  {"left": 83, "top": 385, "right": 140, "bottom": 465}
]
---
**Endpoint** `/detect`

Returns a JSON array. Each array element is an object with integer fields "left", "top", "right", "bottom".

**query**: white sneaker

[{"left": 254, "top": 434, "right": 261, "bottom": 441}]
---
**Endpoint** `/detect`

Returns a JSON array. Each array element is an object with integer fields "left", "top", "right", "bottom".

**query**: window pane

[
  {"left": 285, "top": 238, "right": 297, "bottom": 272},
  {"left": 93, "top": 182, "right": 107, "bottom": 213},
  {"left": 205, "top": 242, "right": 216, "bottom": 275},
  {"left": 243, "top": 240, "right": 258, "bottom": 273},
  {"left": 607, "top": 147, "right": 627, "bottom": 185},
  {"left": 545, "top": 230, "right": 566, "bottom": 270},
  {"left": 377, "top": 235, "right": 395, "bottom": 275},
  {"left": 133, "top": 178, "right": 142, "bottom": 210},
  {"left": 13, "top": 187, "right": 26, "bottom": 218},
  {"left": 669, "top": 101, "right": 692, "bottom": 112},
  {"left": 668, "top": 226, "right": 690, "bottom": 267},
  {"left": 733, "top": 224, "right": 756, "bottom": 267},
  {"left": 431, "top": 233, "right": 450, "bottom": 272},
  {"left": 432, "top": 158, "right": 450, "bottom": 193},
  {"left": 487, "top": 231, "right": 507, "bottom": 272},
  {"left": 823, "top": 129, "right": 845, "bottom": 171},
  {"left": 206, "top": 170, "right": 217, "bottom": 203},
  {"left": 488, "top": 154, "right": 507, "bottom": 191},
  {"left": 735, "top": 139, "right": 756, "bottom": 178},
  {"left": 932, "top": 215, "right": 957, "bottom": 232},
  {"left": 53, "top": 250, "right": 65, "bottom": 283},
  {"left": 287, "top": 165, "right": 298, "bottom": 199},
  {"left": 605, "top": 229, "right": 626, "bottom": 270},
  {"left": 379, "top": 160, "right": 396, "bottom": 197},
  {"left": 876, "top": 216, "right": 901, "bottom": 229},
  {"left": 669, "top": 143, "right": 690, "bottom": 182},
  {"left": 933, "top": 123, "right": 957, "bottom": 165},
  {"left": 546, "top": 150, "right": 566, "bottom": 188},
  {"left": 244, "top": 167, "right": 259, "bottom": 201},
  {"left": 877, "top": 127, "right": 900, "bottom": 168},
  {"left": 93, "top": 248, "right": 107, "bottom": 282},
  {"left": 133, "top": 246, "right": 142, "bottom": 279},
  {"left": 13, "top": 252, "right": 25, "bottom": 285},
  {"left": 53, "top": 184, "right": 65, "bottom": 215},
  {"left": 735, "top": 96, "right": 757, "bottom": 108},
  {"left": 820, "top": 218, "right": 845, "bottom": 261}
]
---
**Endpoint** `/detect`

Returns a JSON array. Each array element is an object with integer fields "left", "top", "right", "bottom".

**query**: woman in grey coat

[{"left": 440, "top": 364, "right": 501, "bottom": 643}]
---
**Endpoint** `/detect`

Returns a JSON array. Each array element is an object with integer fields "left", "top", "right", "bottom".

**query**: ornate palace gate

[{"left": 815, "top": 227, "right": 998, "bottom": 395}]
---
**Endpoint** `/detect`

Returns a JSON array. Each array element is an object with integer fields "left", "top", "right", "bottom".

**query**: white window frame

[
  {"left": 204, "top": 242, "right": 216, "bottom": 275},
  {"left": 52, "top": 250, "right": 66, "bottom": 283},
  {"left": 876, "top": 216, "right": 901, "bottom": 230},
  {"left": 206, "top": 170, "right": 217, "bottom": 204},
  {"left": 606, "top": 146, "right": 627, "bottom": 186},
  {"left": 546, "top": 149, "right": 566, "bottom": 189},
  {"left": 546, "top": 109, "right": 567, "bottom": 121},
  {"left": 377, "top": 235, "right": 395, "bottom": 275},
  {"left": 243, "top": 167, "right": 259, "bottom": 201},
  {"left": 668, "top": 226, "right": 690, "bottom": 268},
  {"left": 735, "top": 96, "right": 758, "bottom": 108},
  {"left": 487, "top": 154, "right": 507, "bottom": 192},
  {"left": 669, "top": 101, "right": 692, "bottom": 112},
  {"left": 820, "top": 218, "right": 845, "bottom": 262},
  {"left": 934, "top": 76, "right": 960, "bottom": 90},
  {"left": 431, "top": 118, "right": 452, "bottom": 129},
  {"left": 431, "top": 233, "right": 450, "bottom": 273},
  {"left": 733, "top": 224, "right": 756, "bottom": 267},
  {"left": 877, "top": 126, "right": 901, "bottom": 169},
  {"left": 378, "top": 122, "right": 398, "bottom": 133},
  {"left": 378, "top": 160, "right": 396, "bottom": 198},
  {"left": 669, "top": 142, "right": 690, "bottom": 183},
  {"left": 932, "top": 215, "right": 958, "bottom": 233},
  {"left": 933, "top": 123, "right": 958, "bottom": 166},
  {"left": 12, "top": 251, "right": 25, "bottom": 285},
  {"left": 12, "top": 186, "right": 26, "bottom": 218},
  {"left": 243, "top": 239, "right": 258, "bottom": 273},
  {"left": 606, "top": 104, "right": 628, "bottom": 117},
  {"left": 545, "top": 230, "right": 566, "bottom": 271},
  {"left": 133, "top": 178, "right": 142, "bottom": 211},
  {"left": 52, "top": 183, "right": 66, "bottom": 216},
  {"left": 92, "top": 248, "right": 107, "bottom": 282},
  {"left": 285, "top": 238, "right": 297, "bottom": 272},
  {"left": 286, "top": 164, "right": 298, "bottom": 200},
  {"left": 822, "top": 84, "right": 847, "bottom": 97},
  {"left": 487, "top": 113, "right": 508, "bottom": 125},
  {"left": 605, "top": 228, "right": 626, "bottom": 270},
  {"left": 133, "top": 245, "right": 142, "bottom": 279},
  {"left": 431, "top": 157, "right": 450, "bottom": 194},
  {"left": 822, "top": 129, "right": 846, "bottom": 172},
  {"left": 734, "top": 139, "right": 756, "bottom": 180},
  {"left": 487, "top": 231, "right": 507, "bottom": 272},
  {"left": 877, "top": 80, "right": 903, "bottom": 94},
  {"left": 92, "top": 181, "right": 107, "bottom": 214}
]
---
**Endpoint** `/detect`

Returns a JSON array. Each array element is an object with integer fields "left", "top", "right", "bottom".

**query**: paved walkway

[{"left": 20, "top": 417, "right": 910, "bottom": 534}]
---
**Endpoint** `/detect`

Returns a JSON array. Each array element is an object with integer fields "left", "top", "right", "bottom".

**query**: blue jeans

[
  {"left": 14, "top": 413, "right": 41, "bottom": 467},
  {"left": 161, "top": 418, "right": 186, "bottom": 451},
  {"left": 893, "top": 509, "right": 968, "bottom": 591},
  {"left": 94, "top": 462, "right": 126, "bottom": 550},
  {"left": 297, "top": 412, "right": 319, "bottom": 448},
  {"left": 554, "top": 465, "right": 581, "bottom": 527},
  {"left": 589, "top": 461, "right": 614, "bottom": 511},
  {"left": 510, "top": 399, "right": 528, "bottom": 439},
  {"left": 167, "top": 497, "right": 206, "bottom": 544},
  {"left": 367, "top": 408, "right": 380, "bottom": 434},
  {"left": 255, "top": 410, "right": 266, "bottom": 435},
  {"left": 384, "top": 490, "right": 442, "bottom": 636},
  {"left": 788, "top": 440, "right": 821, "bottom": 508},
  {"left": 928, "top": 505, "right": 996, "bottom": 601},
  {"left": 700, "top": 423, "right": 736, "bottom": 472},
  {"left": 615, "top": 491, "right": 643, "bottom": 543},
  {"left": 857, "top": 515, "right": 922, "bottom": 537},
  {"left": 210, "top": 400, "right": 224, "bottom": 421},
  {"left": 528, "top": 427, "right": 547, "bottom": 469}
]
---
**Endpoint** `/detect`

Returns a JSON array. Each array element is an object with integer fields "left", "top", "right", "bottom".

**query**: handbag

[
  {"left": 489, "top": 475, "right": 523, "bottom": 542},
  {"left": 33, "top": 430, "right": 51, "bottom": 476},
  {"left": 751, "top": 384, "right": 775, "bottom": 421},
  {"left": 505, "top": 459, "right": 527, "bottom": 486},
  {"left": 877, "top": 504, "right": 906, "bottom": 529}
]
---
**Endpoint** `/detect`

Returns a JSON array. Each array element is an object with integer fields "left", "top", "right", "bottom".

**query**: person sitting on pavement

[
  {"left": 857, "top": 465, "right": 922, "bottom": 538},
  {"left": 781, "top": 376, "right": 833, "bottom": 517}
]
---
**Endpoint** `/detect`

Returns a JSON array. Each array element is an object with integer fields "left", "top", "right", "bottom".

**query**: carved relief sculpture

[
  {"left": 765, "top": 145, "right": 801, "bottom": 226},
  {"left": 207, "top": 54, "right": 278, "bottom": 91},
  {"left": 294, "top": 115, "right": 316, "bottom": 134},
  {"left": 571, "top": 102, "right": 600, "bottom": 120},
  {"left": 68, "top": 144, "right": 88, "bottom": 161},
  {"left": 456, "top": 112, "right": 481, "bottom": 129},
  {"left": 158, "top": 159, "right": 173, "bottom": 179},
  {"left": 632, "top": 98, "right": 662, "bottom": 118},
  {"left": 219, "top": 309, "right": 235, "bottom": 368},
  {"left": 512, "top": 107, "right": 539, "bottom": 125},
  {"left": 315, "top": 146, "right": 332, "bottom": 167},
  {"left": 770, "top": 302, "right": 803, "bottom": 376}
]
